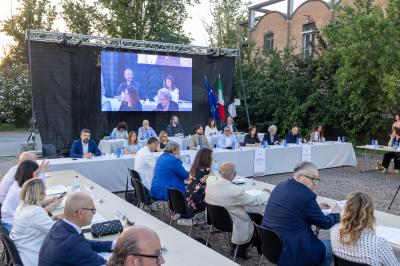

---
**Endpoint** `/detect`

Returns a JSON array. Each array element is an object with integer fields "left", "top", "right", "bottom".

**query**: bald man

[
  {"left": 107, "top": 226, "right": 165, "bottom": 266},
  {"left": 0, "top": 152, "right": 39, "bottom": 204},
  {"left": 38, "top": 192, "right": 114, "bottom": 266}
]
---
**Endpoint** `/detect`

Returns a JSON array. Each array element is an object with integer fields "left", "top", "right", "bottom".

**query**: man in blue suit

[
  {"left": 70, "top": 129, "right": 101, "bottom": 158},
  {"left": 262, "top": 162, "right": 341, "bottom": 266},
  {"left": 39, "top": 192, "right": 114, "bottom": 266}
]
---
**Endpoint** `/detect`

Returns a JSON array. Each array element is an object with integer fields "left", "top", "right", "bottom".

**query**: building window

[
  {"left": 264, "top": 32, "right": 274, "bottom": 50},
  {"left": 302, "top": 23, "right": 315, "bottom": 58}
]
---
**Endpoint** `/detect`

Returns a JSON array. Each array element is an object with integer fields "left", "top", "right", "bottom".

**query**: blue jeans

[{"left": 320, "top": 239, "right": 333, "bottom": 266}]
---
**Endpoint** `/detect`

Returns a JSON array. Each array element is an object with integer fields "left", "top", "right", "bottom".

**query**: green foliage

[{"left": 61, "top": 0, "right": 96, "bottom": 35}]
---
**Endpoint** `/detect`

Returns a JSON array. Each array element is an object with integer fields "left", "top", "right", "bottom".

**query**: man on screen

[
  {"left": 155, "top": 89, "right": 179, "bottom": 112},
  {"left": 115, "top": 68, "right": 141, "bottom": 99}
]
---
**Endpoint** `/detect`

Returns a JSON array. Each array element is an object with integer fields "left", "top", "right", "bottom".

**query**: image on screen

[{"left": 101, "top": 51, "right": 192, "bottom": 112}]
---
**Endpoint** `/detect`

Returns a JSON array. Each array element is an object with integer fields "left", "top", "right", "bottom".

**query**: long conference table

[
  {"left": 47, "top": 170, "right": 239, "bottom": 266},
  {"left": 43, "top": 142, "right": 357, "bottom": 192}
]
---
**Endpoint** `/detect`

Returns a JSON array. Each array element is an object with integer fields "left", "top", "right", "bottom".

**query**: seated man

[
  {"left": 217, "top": 127, "right": 237, "bottom": 149},
  {"left": 70, "top": 129, "right": 101, "bottom": 158},
  {"left": 262, "top": 162, "right": 341, "bottom": 266},
  {"left": 263, "top": 125, "right": 279, "bottom": 145},
  {"left": 381, "top": 127, "right": 400, "bottom": 173},
  {"left": 134, "top": 137, "right": 159, "bottom": 190},
  {"left": 107, "top": 225, "right": 165, "bottom": 265},
  {"left": 0, "top": 152, "right": 37, "bottom": 204},
  {"left": 189, "top": 124, "right": 211, "bottom": 150},
  {"left": 166, "top": 115, "right": 184, "bottom": 137},
  {"left": 138, "top": 119, "right": 157, "bottom": 140},
  {"left": 285, "top": 126, "right": 301, "bottom": 144},
  {"left": 205, "top": 162, "right": 270, "bottom": 259},
  {"left": 38, "top": 192, "right": 114, "bottom": 266},
  {"left": 222, "top": 115, "right": 238, "bottom": 132},
  {"left": 156, "top": 89, "right": 179, "bottom": 111}
]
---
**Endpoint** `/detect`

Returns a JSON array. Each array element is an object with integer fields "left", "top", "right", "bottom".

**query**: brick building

[{"left": 248, "top": 0, "right": 389, "bottom": 55}]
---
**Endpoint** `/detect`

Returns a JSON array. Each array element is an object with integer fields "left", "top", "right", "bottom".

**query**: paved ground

[{"left": 1, "top": 131, "right": 399, "bottom": 265}]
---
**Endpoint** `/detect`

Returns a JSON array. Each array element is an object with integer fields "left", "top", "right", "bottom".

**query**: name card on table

[
  {"left": 302, "top": 145, "right": 312, "bottom": 162},
  {"left": 253, "top": 148, "right": 266, "bottom": 176}
]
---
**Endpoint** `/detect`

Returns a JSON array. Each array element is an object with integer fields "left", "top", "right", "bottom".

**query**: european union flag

[{"left": 204, "top": 76, "right": 220, "bottom": 121}]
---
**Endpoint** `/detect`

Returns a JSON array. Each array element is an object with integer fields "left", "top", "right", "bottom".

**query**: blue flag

[{"left": 204, "top": 76, "right": 220, "bottom": 121}]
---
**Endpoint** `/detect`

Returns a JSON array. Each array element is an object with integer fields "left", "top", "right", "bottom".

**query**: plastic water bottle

[
  {"left": 263, "top": 141, "right": 267, "bottom": 149},
  {"left": 212, "top": 161, "right": 219, "bottom": 172},
  {"left": 308, "top": 138, "right": 312, "bottom": 144},
  {"left": 296, "top": 137, "right": 300, "bottom": 145},
  {"left": 342, "top": 136, "right": 345, "bottom": 143},
  {"left": 371, "top": 139, "right": 375, "bottom": 146},
  {"left": 374, "top": 140, "right": 378, "bottom": 146},
  {"left": 337, "top": 136, "right": 341, "bottom": 142},
  {"left": 72, "top": 175, "right": 80, "bottom": 192},
  {"left": 232, "top": 139, "right": 236, "bottom": 150},
  {"left": 116, "top": 147, "right": 121, "bottom": 158}
]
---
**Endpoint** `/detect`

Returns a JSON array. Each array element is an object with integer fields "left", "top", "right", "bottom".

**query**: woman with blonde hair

[
  {"left": 11, "top": 178, "right": 63, "bottom": 266},
  {"left": 330, "top": 191, "right": 398, "bottom": 265},
  {"left": 157, "top": 130, "right": 169, "bottom": 152},
  {"left": 123, "top": 131, "right": 141, "bottom": 154}
]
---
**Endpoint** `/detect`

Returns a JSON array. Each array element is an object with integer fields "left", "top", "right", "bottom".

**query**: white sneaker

[
  {"left": 381, "top": 168, "right": 388, "bottom": 174},
  {"left": 176, "top": 218, "right": 193, "bottom": 226}
]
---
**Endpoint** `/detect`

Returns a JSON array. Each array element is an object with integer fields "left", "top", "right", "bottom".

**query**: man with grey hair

[
  {"left": 262, "top": 162, "right": 341, "bottom": 266},
  {"left": 107, "top": 225, "right": 165, "bottom": 266},
  {"left": 262, "top": 125, "right": 279, "bottom": 145},
  {"left": 217, "top": 126, "right": 238, "bottom": 149},
  {"left": 205, "top": 162, "right": 270, "bottom": 259},
  {"left": 156, "top": 88, "right": 179, "bottom": 111}
]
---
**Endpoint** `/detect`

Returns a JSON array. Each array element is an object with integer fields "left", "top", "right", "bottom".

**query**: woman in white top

[
  {"left": 393, "top": 113, "right": 400, "bottom": 130},
  {"left": 310, "top": 125, "right": 325, "bottom": 142},
  {"left": 11, "top": 178, "right": 63, "bottom": 266},
  {"left": 330, "top": 191, "right": 399, "bottom": 266},
  {"left": 158, "top": 75, "right": 179, "bottom": 103},
  {"left": 205, "top": 118, "right": 219, "bottom": 136}
]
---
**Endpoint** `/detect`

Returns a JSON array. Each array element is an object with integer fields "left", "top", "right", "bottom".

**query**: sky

[{"left": 0, "top": 0, "right": 302, "bottom": 58}]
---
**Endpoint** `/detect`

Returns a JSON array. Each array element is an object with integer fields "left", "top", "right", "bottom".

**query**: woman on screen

[
  {"left": 119, "top": 86, "right": 142, "bottom": 111},
  {"left": 159, "top": 75, "right": 179, "bottom": 103}
]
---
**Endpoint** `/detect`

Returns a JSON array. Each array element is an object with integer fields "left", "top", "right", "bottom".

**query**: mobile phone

[{"left": 57, "top": 192, "right": 67, "bottom": 200}]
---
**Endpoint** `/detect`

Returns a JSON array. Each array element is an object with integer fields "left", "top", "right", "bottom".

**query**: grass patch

[{"left": 0, "top": 123, "right": 28, "bottom": 132}]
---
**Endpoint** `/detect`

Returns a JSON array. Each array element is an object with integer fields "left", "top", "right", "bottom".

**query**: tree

[
  {"left": 61, "top": 0, "right": 96, "bottom": 35},
  {"left": 205, "top": 0, "right": 249, "bottom": 48}
]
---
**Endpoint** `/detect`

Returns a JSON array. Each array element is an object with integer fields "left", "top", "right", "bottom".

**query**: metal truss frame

[{"left": 25, "top": 29, "right": 239, "bottom": 57}]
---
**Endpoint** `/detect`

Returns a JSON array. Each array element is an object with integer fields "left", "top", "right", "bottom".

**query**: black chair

[
  {"left": 42, "top": 144, "right": 58, "bottom": 159},
  {"left": 131, "top": 178, "right": 165, "bottom": 213},
  {"left": 166, "top": 187, "right": 204, "bottom": 237},
  {"left": 253, "top": 223, "right": 282, "bottom": 265},
  {"left": 334, "top": 255, "right": 370, "bottom": 266},
  {"left": 0, "top": 230, "right": 23, "bottom": 266},
  {"left": 124, "top": 169, "right": 142, "bottom": 203},
  {"left": 205, "top": 203, "right": 239, "bottom": 261}
]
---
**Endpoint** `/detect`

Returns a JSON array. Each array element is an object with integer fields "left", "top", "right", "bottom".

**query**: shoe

[
  {"left": 381, "top": 168, "right": 388, "bottom": 174},
  {"left": 176, "top": 218, "right": 193, "bottom": 226},
  {"left": 231, "top": 249, "right": 251, "bottom": 260}
]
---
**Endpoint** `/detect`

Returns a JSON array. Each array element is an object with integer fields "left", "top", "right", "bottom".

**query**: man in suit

[
  {"left": 166, "top": 115, "right": 184, "bottom": 137},
  {"left": 222, "top": 115, "right": 238, "bottom": 132},
  {"left": 70, "top": 129, "right": 101, "bottom": 158},
  {"left": 217, "top": 127, "right": 237, "bottom": 149},
  {"left": 108, "top": 225, "right": 165, "bottom": 265},
  {"left": 134, "top": 137, "right": 159, "bottom": 190},
  {"left": 205, "top": 162, "right": 270, "bottom": 259},
  {"left": 285, "top": 125, "right": 301, "bottom": 144},
  {"left": 262, "top": 125, "right": 279, "bottom": 145},
  {"left": 38, "top": 192, "right": 114, "bottom": 266},
  {"left": 189, "top": 124, "right": 211, "bottom": 150},
  {"left": 155, "top": 88, "right": 179, "bottom": 111},
  {"left": 262, "top": 162, "right": 341, "bottom": 266}
]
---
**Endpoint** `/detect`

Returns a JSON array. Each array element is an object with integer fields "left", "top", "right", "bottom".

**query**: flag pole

[{"left": 236, "top": 47, "right": 251, "bottom": 128}]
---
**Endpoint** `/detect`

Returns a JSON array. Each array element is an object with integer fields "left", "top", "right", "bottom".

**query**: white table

[
  {"left": 46, "top": 170, "right": 238, "bottom": 266},
  {"left": 356, "top": 145, "right": 400, "bottom": 171}
]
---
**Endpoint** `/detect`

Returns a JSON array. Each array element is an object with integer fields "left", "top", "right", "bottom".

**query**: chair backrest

[
  {"left": 167, "top": 188, "right": 191, "bottom": 218},
  {"left": 254, "top": 223, "right": 282, "bottom": 264},
  {"left": 131, "top": 178, "right": 152, "bottom": 205},
  {"left": 129, "top": 170, "right": 142, "bottom": 186},
  {"left": 102, "top": 101, "right": 112, "bottom": 111},
  {"left": 333, "top": 255, "right": 370, "bottom": 266},
  {"left": 205, "top": 203, "right": 233, "bottom": 233},
  {"left": 0, "top": 231, "right": 23, "bottom": 266},
  {"left": 42, "top": 144, "right": 57, "bottom": 159}
]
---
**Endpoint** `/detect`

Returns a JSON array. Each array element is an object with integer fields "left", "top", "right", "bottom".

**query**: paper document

[
  {"left": 245, "top": 190, "right": 265, "bottom": 197},
  {"left": 322, "top": 200, "right": 347, "bottom": 215},
  {"left": 91, "top": 213, "right": 107, "bottom": 225},
  {"left": 232, "top": 178, "right": 247, "bottom": 185},
  {"left": 46, "top": 185, "right": 67, "bottom": 196},
  {"left": 376, "top": 226, "right": 400, "bottom": 246}
]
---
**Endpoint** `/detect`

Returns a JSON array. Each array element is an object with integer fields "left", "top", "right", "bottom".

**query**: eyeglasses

[
  {"left": 133, "top": 249, "right": 164, "bottom": 264},
  {"left": 301, "top": 174, "right": 321, "bottom": 184},
  {"left": 80, "top": 207, "right": 96, "bottom": 214}
]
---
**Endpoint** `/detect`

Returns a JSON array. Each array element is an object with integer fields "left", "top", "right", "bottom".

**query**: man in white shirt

[
  {"left": 0, "top": 151, "right": 37, "bottom": 204},
  {"left": 217, "top": 127, "right": 237, "bottom": 149},
  {"left": 134, "top": 137, "right": 159, "bottom": 190}
]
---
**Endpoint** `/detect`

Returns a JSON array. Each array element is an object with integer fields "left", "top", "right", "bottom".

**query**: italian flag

[{"left": 217, "top": 74, "right": 226, "bottom": 122}]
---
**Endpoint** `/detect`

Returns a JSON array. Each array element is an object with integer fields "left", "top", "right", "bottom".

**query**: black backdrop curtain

[{"left": 30, "top": 42, "right": 236, "bottom": 150}]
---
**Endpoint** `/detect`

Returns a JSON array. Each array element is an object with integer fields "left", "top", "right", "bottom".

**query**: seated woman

[
  {"left": 310, "top": 125, "right": 325, "bottom": 142},
  {"left": 1, "top": 160, "right": 61, "bottom": 233},
  {"left": 244, "top": 126, "right": 261, "bottom": 147},
  {"left": 119, "top": 86, "right": 142, "bottom": 111},
  {"left": 205, "top": 118, "right": 218, "bottom": 137},
  {"left": 158, "top": 75, "right": 179, "bottom": 103},
  {"left": 11, "top": 178, "right": 63, "bottom": 266},
  {"left": 110, "top": 121, "right": 128, "bottom": 139},
  {"left": 263, "top": 125, "right": 279, "bottom": 145},
  {"left": 393, "top": 113, "right": 400, "bottom": 130},
  {"left": 330, "top": 191, "right": 399, "bottom": 265},
  {"left": 150, "top": 141, "right": 189, "bottom": 200},
  {"left": 381, "top": 127, "right": 400, "bottom": 174},
  {"left": 123, "top": 131, "right": 141, "bottom": 154},
  {"left": 157, "top": 130, "right": 169, "bottom": 152},
  {"left": 186, "top": 148, "right": 213, "bottom": 213}
]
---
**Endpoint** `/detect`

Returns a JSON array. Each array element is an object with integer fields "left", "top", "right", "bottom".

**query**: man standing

[
  {"left": 217, "top": 127, "right": 237, "bottom": 149},
  {"left": 166, "top": 115, "right": 184, "bottom": 137},
  {"left": 262, "top": 162, "right": 341, "bottom": 266},
  {"left": 189, "top": 124, "right": 211, "bottom": 150},
  {"left": 138, "top": 120, "right": 157, "bottom": 140},
  {"left": 70, "top": 129, "right": 101, "bottom": 158},
  {"left": 39, "top": 192, "right": 114, "bottom": 266},
  {"left": 115, "top": 68, "right": 141, "bottom": 99},
  {"left": 134, "top": 137, "right": 159, "bottom": 190}
]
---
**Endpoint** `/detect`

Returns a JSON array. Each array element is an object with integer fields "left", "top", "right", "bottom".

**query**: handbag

[{"left": 91, "top": 219, "right": 123, "bottom": 238}]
